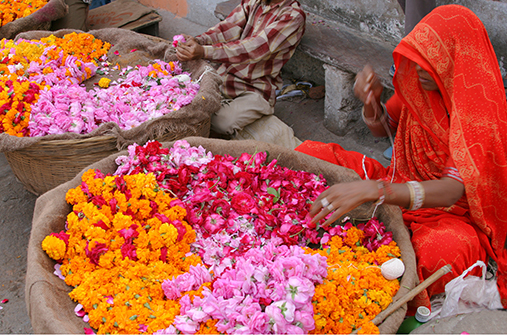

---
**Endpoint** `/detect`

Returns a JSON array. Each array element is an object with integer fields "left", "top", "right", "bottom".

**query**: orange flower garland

[
  {"left": 0, "top": 0, "right": 49, "bottom": 27},
  {"left": 309, "top": 226, "right": 401, "bottom": 334},
  {"left": 42, "top": 169, "right": 203, "bottom": 334}
]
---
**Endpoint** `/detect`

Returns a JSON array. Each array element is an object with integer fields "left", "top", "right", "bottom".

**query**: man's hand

[{"left": 176, "top": 39, "right": 205, "bottom": 62}]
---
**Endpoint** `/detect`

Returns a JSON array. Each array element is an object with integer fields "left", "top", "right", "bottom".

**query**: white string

[
  {"left": 370, "top": 96, "right": 396, "bottom": 219},
  {"left": 194, "top": 65, "right": 214, "bottom": 84},
  {"left": 362, "top": 155, "right": 369, "bottom": 180}
]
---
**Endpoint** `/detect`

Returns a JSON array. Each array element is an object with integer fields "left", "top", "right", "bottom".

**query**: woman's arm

[{"left": 310, "top": 177, "right": 465, "bottom": 227}]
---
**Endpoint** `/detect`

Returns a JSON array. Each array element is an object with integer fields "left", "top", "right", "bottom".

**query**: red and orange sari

[{"left": 296, "top": 5, "right": 507, "bottom": 310}]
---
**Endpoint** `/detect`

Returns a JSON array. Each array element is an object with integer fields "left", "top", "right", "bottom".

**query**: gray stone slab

[
  {"left": 412, "top": 310, "right": 507, "bottom": 334},
  {"left": 302, "top": 12, "right": 396, "bottom": 89}
]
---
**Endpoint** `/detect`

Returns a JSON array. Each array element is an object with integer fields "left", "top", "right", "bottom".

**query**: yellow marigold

[
  {"left": 159, "top": 223, "right": 178, "bottom": 246},
  {"left": 43, "top": 170, "right": 202, "bottom": 333},
  {"left": 98, "top": 77, "right": 111, "bottom": 88},
  {"left": 41, "top": 235, "right": 67, "bottom": 260}
]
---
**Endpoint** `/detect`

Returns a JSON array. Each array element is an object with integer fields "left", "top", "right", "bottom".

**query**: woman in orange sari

[{"left": 296, "top": 4, "right": 507, "bottom": 311}]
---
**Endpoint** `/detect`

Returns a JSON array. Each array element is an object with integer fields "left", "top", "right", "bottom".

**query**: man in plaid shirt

[{"left": 176, "top": 0, "right": 306, "bottom": 137}]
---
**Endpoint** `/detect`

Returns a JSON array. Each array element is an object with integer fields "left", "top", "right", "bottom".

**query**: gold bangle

[{"left": 407, "top": 181, "right": 425, "bottom": 210}]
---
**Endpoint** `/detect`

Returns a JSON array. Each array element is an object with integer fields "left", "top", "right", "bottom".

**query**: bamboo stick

[
  {"left": 373, "top": 264, "right": 452, "bottom": 325},
  {"left": 352, "top": 264, "right": 452, "bottom": 333}
]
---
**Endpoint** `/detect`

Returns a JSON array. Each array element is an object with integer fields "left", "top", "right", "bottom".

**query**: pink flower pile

[
  {"left": 29, "top": 60, "right": 199, "bottom": 136},
  {"left": 158, "top": 240, "right": 327, "bottom": 334}
]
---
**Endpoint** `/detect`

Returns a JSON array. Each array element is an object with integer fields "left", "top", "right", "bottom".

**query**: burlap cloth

[
  {"left": 26, "top": 137, "right": 418, "bottom": 334},
  {"left": 0, "top": 28, "right": 222, "bottom": 152},
  {"left": 0, "top": 0, "right": 68, "bottom": 40}
]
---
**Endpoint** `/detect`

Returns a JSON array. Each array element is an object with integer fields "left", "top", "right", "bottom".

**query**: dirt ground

[{"left": 0, "top": 153, "right": 36, "bottom": 333}]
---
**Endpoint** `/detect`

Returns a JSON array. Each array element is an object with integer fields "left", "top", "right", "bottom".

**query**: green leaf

[
  {"left": 266, "top": 187, "right": 280, "bottom": 203},
  {"left": 129, "top": 315, "right": 138, "bottom": 321}
]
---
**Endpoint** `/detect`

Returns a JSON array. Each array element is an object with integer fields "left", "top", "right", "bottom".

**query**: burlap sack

[
  {"left": 88, "top": 0, "right": 155, "bottom": 30},
  {"left": 0, "top": 28, "right": 222, "bottom": 152},
  {"left": 26, "top": 137, "right": 417, "bottom": 334},
  {"left": 0, "top": 0, "right": 68, "bottom": 40}
]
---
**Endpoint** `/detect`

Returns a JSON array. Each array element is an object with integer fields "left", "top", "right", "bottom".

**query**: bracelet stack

[
  {"left": 374, "top": 178, "right": 394, "bottom": 205},
  {"left": 406, "top": 181, "right": 425, "bottom": 210}
]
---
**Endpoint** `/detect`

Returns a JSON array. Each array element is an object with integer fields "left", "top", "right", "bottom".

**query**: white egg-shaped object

[{"left": 381, "top": 258, "right": 405, "bottom": 280}]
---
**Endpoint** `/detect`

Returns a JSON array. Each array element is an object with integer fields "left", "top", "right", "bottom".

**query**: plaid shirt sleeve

[
  {"left": 195, "top": 2, "right": 249, "bottom": 46},
  {"left": 198, "top": 3, "right": 305, "bottom": 65}
]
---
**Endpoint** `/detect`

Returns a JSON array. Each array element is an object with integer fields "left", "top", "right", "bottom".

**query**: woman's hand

[
  {"left": 354, "top": 64, "right": 383, "bottom": 107},
  {"left": 354, "top": 64, "right": 391, "bottom": 137},
  {"left": 310, "top": 180, "right": 379, "bottom": 227}
]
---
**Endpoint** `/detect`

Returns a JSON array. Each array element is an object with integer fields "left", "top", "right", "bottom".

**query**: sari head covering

[{"left": 392, "top": 4, "right": 507, "bottom": 307}]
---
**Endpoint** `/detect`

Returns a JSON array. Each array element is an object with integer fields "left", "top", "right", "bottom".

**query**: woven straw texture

[
  {"left": 26, "top": 137, "right": 418, "bottom": 334},
  {"left": 0, "top": 28, "right": 222, "bottom": 195},
  {"left": 0, "top": 0, "right": 68, "bottom": 39}
]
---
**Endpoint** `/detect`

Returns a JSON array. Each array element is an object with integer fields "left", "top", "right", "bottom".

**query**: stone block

[{"left": 323, "top": 64, "right": 362, "bottom": 136}]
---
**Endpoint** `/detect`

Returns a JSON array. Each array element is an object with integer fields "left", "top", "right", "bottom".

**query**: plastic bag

[{"left": 440, "top": 260, "right": 503, "bottom": 318}]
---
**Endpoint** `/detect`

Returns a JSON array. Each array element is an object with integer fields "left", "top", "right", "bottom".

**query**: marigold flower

[
  {"left": 41, "top": 235, "right": 67, "bottom": 260},
  {"left": 98, "top": 77, "right": 111, "bottom": 88}
]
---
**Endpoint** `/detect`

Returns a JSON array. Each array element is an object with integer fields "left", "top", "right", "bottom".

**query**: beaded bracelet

[{"left": 406, "top": 181, "right": 425, "bottom": 211}]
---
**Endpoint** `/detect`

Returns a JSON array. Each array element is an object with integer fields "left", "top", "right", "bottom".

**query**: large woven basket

[
  {"left": 26, "top": 137, "right": 418, "bottom": 334},
  {"left": 1, "top": 29, "right": 221, "bottom": 196},
  {"left": 4, "top": 121, "right": 210, "bottom": 196}
]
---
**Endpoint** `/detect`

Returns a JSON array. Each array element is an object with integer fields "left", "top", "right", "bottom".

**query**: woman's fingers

[{"left": 310, "top": 181, "right": 378, "bottom": 227}]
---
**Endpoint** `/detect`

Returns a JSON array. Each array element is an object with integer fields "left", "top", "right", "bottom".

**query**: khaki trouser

[
  {"left": 211, "top": 91, "right": 274, "bottom": 136},
  {"left": 51, "top": 0, "right": 90, "bottom": 31}
]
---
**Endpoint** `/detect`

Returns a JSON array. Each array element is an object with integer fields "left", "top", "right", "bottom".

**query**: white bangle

[{"left": 406, "top": 181, "right": 425, "bottom": 211}]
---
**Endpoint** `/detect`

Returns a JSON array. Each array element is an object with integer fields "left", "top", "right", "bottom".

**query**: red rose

[{"left": 231, "top": 192, "right": 256, "bottom": 215}]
